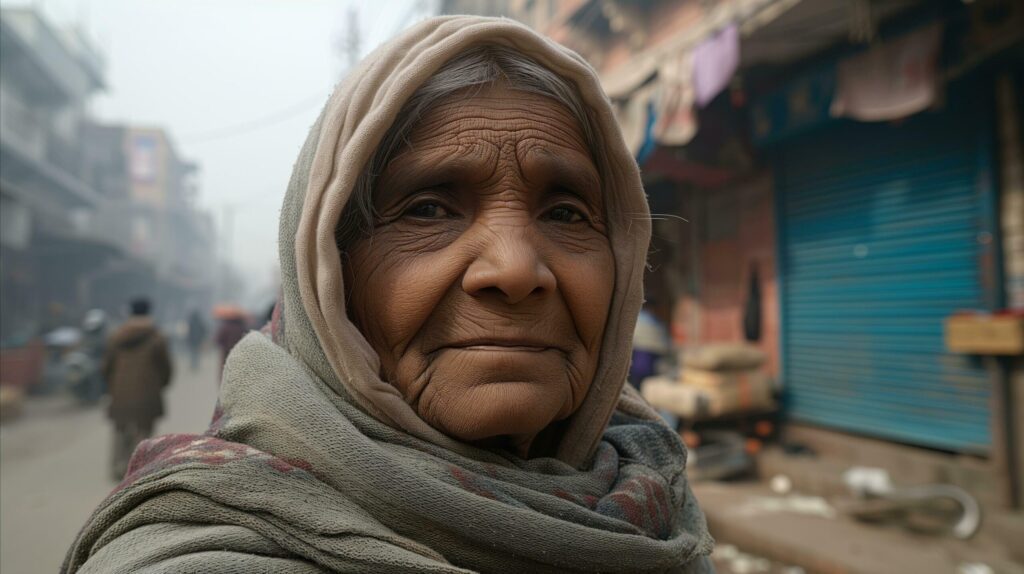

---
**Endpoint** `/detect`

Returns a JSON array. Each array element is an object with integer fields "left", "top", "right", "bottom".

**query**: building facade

[
  {"left": 81, "top": 123, "right": 217, "bottom": 325},
  {"left": 1, "top": 7, "right": 217, "bottom": 353},
  {"left": 0, "top": 7, "right": 109, "bottom": 343}
]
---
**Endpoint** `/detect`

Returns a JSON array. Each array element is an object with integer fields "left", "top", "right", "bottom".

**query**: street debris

[
  {"left": 841, "top": 466, "right": 981, "bottom": 539},
  {"left": 712, "top": 543, "right": 800, "bottom": 574},
  {"left": 732, "top": 494, "right": 837, "bottom": 519},
  {"left": 769, "top": 474, "right": 792, "bottom": 495},
  {"left": 957, "top": 562, "right": 994, "bottom": 574}
]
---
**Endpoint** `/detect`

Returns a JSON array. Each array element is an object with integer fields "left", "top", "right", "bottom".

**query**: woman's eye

[
  {"left": 405, "top": 202, "right": 448, "bottom": 219},
  {"left": 547, "top": 205, "right": 585, "bottom": 223}
]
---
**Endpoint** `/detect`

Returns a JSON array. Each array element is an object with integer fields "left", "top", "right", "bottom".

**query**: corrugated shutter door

[{"left": 777, "top": 110, "right": 993, "bottom": 453}]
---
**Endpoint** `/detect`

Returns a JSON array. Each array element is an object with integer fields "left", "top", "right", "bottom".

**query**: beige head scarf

[{"left": 282, "top": 15, "right": 651, "bottom": 469}]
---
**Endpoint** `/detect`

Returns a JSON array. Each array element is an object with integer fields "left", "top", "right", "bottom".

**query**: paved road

[{"left": 1, "top": 349, "right": 221, "bottom": 574}]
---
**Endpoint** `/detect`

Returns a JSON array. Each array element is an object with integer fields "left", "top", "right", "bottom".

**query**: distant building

[
  {"left": 81, "top": 123, "right": 217, "bottom": 324},
  {"left": 1, "top": 7, "right": 216, "bottom": 344},
  {"left": 0, "top": 7, "right": 110, "bottom": 342}
]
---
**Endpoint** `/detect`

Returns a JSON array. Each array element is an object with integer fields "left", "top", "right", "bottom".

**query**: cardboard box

[
  {"left": 945, "top": 314, "right": 1024, "bottom": 355},
  {"left": 680, "top": 367, "right": 769, "bottom": 389},
  {"left": 641, "top": 374, "right": 774, "bottom": 419},
  {"left": 681, "top": 344, "right": 766, "bottom": 371}
]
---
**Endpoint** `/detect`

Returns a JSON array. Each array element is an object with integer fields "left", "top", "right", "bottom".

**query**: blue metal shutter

[{"left": 776, "top": 109, "right": 995, "bottom": 453}]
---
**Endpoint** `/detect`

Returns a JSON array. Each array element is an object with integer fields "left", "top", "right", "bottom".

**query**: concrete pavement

[
  {"left": 0, "top": 349, "right": 221, "bottom": 574},
  {"left": 694, "top": 481, "right": 1024, "bottom": 574}
]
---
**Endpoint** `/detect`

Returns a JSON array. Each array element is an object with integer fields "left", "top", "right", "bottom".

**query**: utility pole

[
  {"left": 334, "top": 7, "right": 361, "bottom": 73},
  {"left": 221, "top": 203, "right": 236, "bottom": 265},
  {"left": 216, "top": 203, "right": 236, "bottom": 304},
  {"left": 345, "top": 8, "right": 360, "bottom": 68}
]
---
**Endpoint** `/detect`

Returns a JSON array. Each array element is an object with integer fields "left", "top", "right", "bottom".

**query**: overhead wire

[
  {"left": 180, "top": 0, "right": 435, "bottom": 146},
  {"left": 181, "top": 93, "right": 326, "bottom": 145}
]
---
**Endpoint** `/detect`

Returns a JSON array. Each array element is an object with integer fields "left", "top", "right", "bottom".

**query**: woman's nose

[{"left": 462, "top": 232, "right": 557, "bottom": 304}]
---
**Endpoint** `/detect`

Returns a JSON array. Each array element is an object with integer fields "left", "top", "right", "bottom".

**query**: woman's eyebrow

[
  {"left": 528, "top": 149, "right": 602, "bottom": 206},
  {"left": 376, "top": 153, "right": 483, "bottom": 204}
]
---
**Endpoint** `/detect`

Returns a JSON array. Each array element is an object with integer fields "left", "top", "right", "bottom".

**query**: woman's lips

[
  {"left": 444, "top": 338, "right": 560, "bottom": 353},
  {"left": 457, "top": 344, "right": 550, "bottom": 352}
]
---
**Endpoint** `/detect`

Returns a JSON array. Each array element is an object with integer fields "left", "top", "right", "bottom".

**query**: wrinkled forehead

[
  {"left": 399, "top": 86, "right": 595, "bottom": 167},
  {"left": 371, "top": 90, "right": 604, "bottom": 216}
]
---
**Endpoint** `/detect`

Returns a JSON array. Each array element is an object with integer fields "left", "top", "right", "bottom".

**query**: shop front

[{"left": 772, "top": 88, "right": 998, "bottom": 453}]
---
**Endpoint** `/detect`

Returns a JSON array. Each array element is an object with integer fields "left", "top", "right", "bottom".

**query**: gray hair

[{"left": 335, "top": 45, "right": 602, "bottom": 250}]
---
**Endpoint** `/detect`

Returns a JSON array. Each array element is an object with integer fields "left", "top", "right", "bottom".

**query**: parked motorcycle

[{"left": 39, "top": 310, "right": 108, "bottom": 405}]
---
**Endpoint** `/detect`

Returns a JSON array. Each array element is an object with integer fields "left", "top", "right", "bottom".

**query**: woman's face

[{"left": 345, "top": 84, "right": 614, "bottom": 454}]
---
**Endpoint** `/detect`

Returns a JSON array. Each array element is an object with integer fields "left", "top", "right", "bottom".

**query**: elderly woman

[{"left": 64, "top": 16, "right": 712, "bottom": 574}]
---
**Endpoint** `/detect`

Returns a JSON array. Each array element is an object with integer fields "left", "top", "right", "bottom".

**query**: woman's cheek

[
  {"left": 551, "top": 240, "right": 615, "bottom": 351},
  {"left": 352, "top": 244, "right": 464, "bottom": 370}
]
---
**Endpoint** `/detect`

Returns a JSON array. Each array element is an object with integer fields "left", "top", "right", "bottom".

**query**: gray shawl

[{"left": 63, "top": 15, "right": 713, "bottom": 573}]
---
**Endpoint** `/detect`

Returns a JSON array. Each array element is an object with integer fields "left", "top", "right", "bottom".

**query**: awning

[
  {"left": 601, "top": 0, "right": 781, "bottom": 100},
  {"left": 608, "top": 0, "right": 790, "bottom": 155},
  {"left": 739, "top": 0, "right": 921, "bottom": 69},
  {"left": 609, "top": 0, "right": 929, "bottom": 156}
]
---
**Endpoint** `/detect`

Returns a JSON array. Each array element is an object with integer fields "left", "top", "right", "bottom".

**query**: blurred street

[{"left": 0, "top": 349, "right": 220, "bottom": 574}]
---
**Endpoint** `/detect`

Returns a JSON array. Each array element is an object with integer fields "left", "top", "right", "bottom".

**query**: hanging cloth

[
  {"left": 693, "top": 24, "right": 740, "bottom": 108},
  {"left": 743, "top": 261, "right": 762, "bottom": 343},
  {"left": 831, "top": 23, "right": 943, "bottom": 122}
]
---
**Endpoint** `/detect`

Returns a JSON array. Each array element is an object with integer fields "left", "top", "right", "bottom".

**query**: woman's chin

[{"left": 418, "top": 379, "right": 572, "bottom": 444}]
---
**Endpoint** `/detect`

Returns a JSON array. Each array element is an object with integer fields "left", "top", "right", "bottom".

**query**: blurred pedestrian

[
  {"left": 214, "top": 308, "right": 247, "bottom": 378},
  {"left": 186, "top": 309, "right": 207, "bottom": 372},
  {"left": 103, "top": 297, "right": 172, "bottom": 480}
]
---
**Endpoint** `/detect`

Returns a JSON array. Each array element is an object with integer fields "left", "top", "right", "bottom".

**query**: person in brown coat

[{"left": 103, "top": 297, "right": 172, "bottom": 480}]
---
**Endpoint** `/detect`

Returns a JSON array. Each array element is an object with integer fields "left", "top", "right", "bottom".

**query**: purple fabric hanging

[{"left": 693, "top": 24, "right": 739, "bottom": 108}]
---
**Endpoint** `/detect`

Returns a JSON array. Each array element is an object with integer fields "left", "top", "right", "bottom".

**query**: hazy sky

[{"left": 3, "top": 0, "right": 436, "bottom": 302}]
